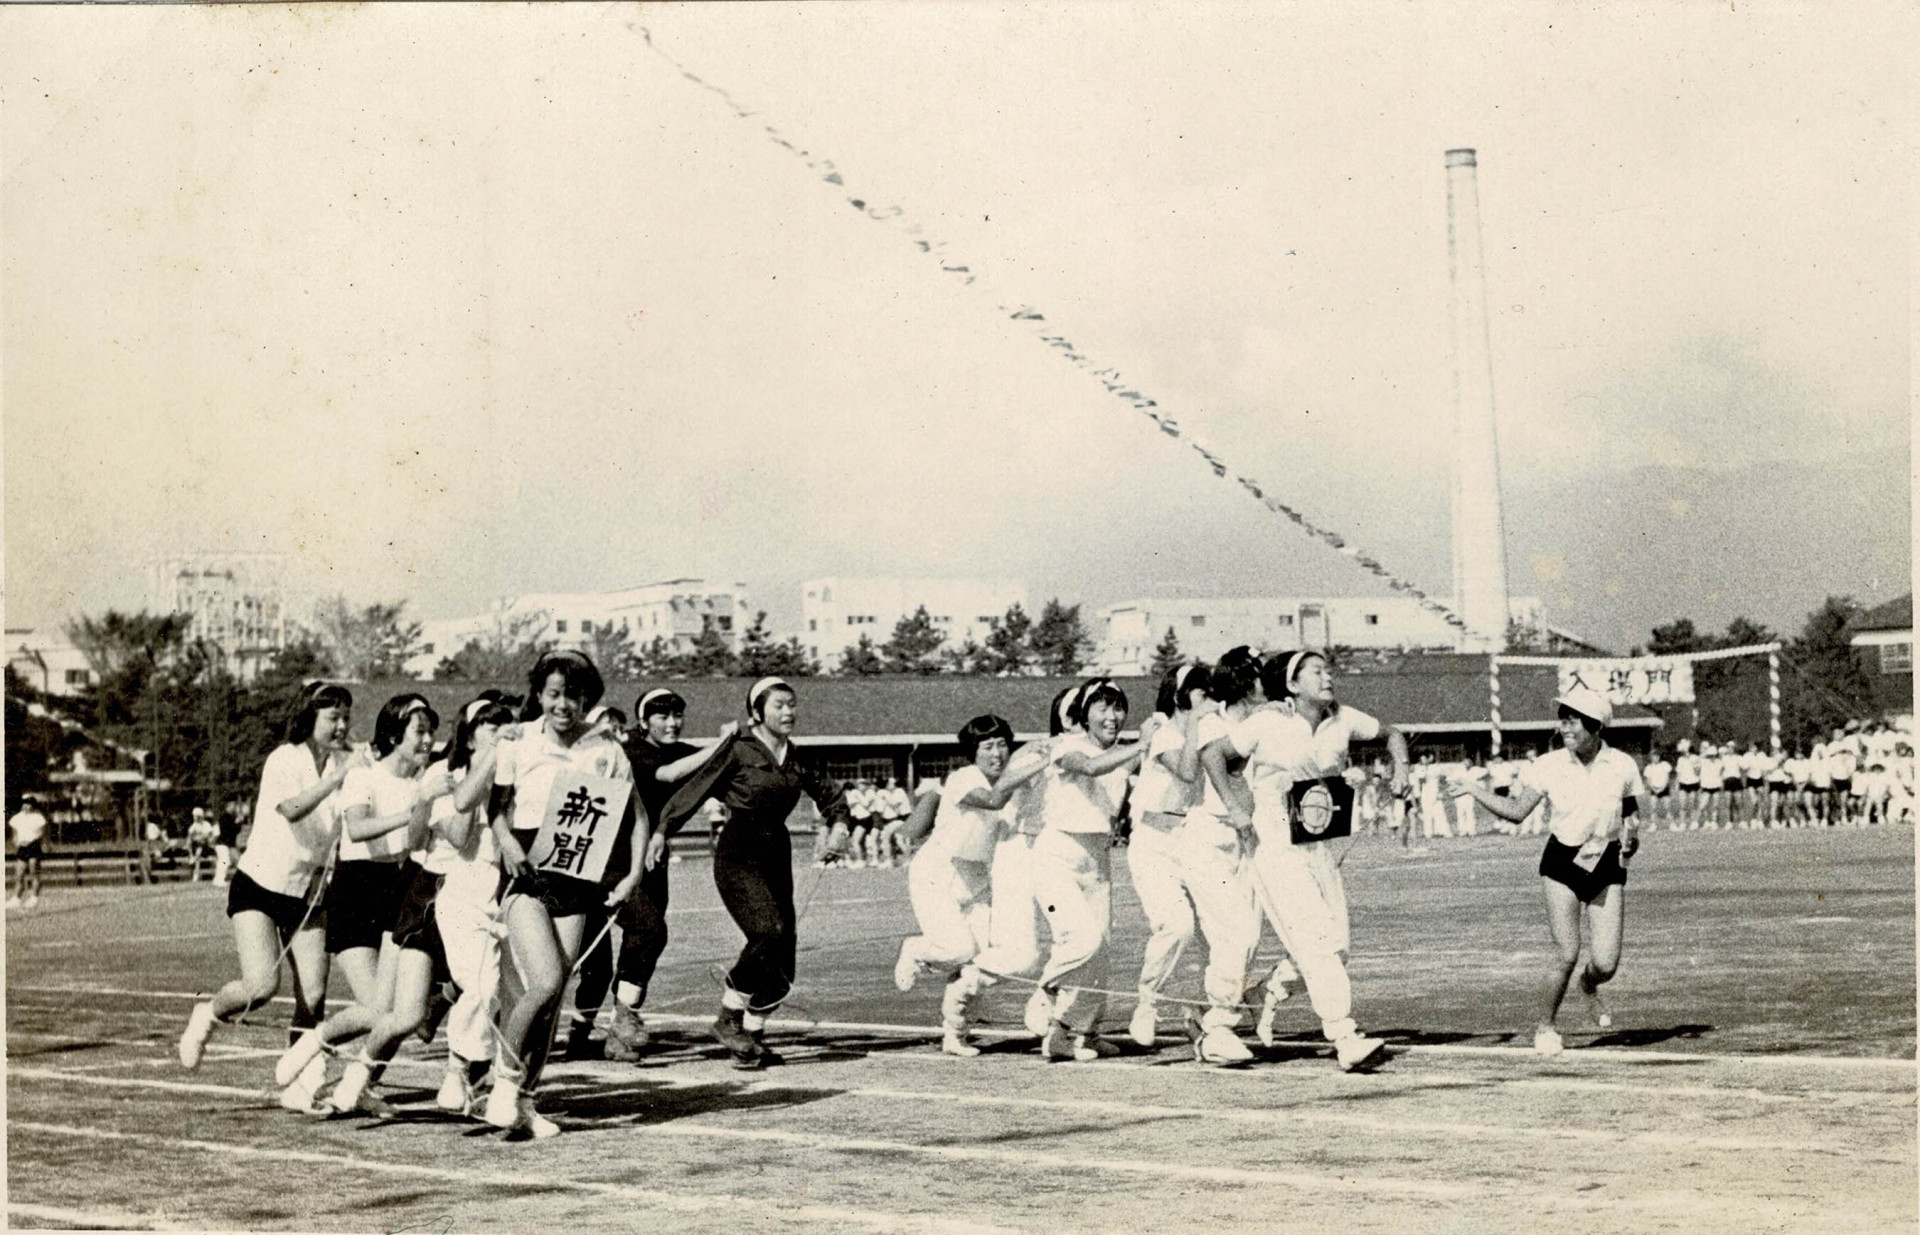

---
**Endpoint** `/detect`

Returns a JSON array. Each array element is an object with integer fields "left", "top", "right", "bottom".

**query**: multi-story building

[
  {"left": 147, "top": 553, "right": 290, "bottom": 680},
  {"left": 1098, "top": 594, "right": 1550, "bottom": 675},
  {"left": 6, "top": 627, "right": 97, "bottom": 697},
  {"left": 799, "top": 577, "right": 1029, "bottom": 668},
  {"left": 407, "top": 579, "right": 751, "bottom": 678}
]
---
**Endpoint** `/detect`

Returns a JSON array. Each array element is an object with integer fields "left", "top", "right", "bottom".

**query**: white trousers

[
  {"left": 903, "top": 850, "right": 993, "bottom": 973},
  {"left": 435, "top": 862, "right": 503, "bottom": 1064},
  {"left": 971, "top": 833, "right": 1044, "bottom": 980},
  {"left": 1031, "top": 829, "right": 1112, "bottom": 1034},
  {"left": 1128, "top": 818, "right": 1260, "bottom": 1030},
  {"left": 1420, "top": 788, "right": 1452, "bottom": 838},
  {"left": 1248, "top": 830, "right": 1357, "bottom": 1042}
]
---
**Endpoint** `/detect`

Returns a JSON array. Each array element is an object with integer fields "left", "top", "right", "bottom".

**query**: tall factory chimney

[{"left": 1444, "top": 148, "right": 1511, "bottom": 652}]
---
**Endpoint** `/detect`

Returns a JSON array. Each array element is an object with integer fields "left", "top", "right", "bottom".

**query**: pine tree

[
  {"left": 881, "top": 606, "right": 944, "bottom": 675},
  {"left": 838, "top": 634, "right": 883, "bottom": 676},
  {"left": 1148, "top": 626, "right": 1183, "bottom": 677},
  {"left": 1029, "top": 598, "right": 1092, "bottom": 677},
  {"left": 983, "top": 602, "right": 1034, "bottom": 676}
]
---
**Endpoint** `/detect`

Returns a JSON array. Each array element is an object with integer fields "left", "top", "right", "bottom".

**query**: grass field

[{"left": 7, "top": 826, "right": 1916, "bottom": 1233}]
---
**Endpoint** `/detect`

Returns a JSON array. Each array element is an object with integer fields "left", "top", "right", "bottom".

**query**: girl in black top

[{"left": 662, "top": 677, "right": 852, "bottom": 1068}]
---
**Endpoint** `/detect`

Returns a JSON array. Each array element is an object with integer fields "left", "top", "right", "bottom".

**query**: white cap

[{"left": 1554, "top": 685, "right": 1614, "bottom": 729}]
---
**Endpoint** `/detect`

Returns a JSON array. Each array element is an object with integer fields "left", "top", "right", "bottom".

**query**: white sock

[{"left": 742, "top": 1011, "right": 768, "bottom": 1033}]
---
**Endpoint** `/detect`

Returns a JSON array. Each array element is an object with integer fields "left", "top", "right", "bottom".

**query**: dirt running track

[{"left": 7, "top": 827, "right": 1915, "bottom": 1233}]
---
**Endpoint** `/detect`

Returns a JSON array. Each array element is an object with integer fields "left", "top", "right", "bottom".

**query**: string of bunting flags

[{"left": 638, "top": 27, "right": 1470, "bottom": 635}]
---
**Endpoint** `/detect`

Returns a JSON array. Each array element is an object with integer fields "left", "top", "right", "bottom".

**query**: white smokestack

[{"left": 1445, "top": 148, "right": 1511, "bottom": 652}]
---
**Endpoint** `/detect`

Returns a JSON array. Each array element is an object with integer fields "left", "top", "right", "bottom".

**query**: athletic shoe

[
  {"left": 605, "top": 1003, "right": 649, "bottom": 1061},
  {"left": 1273, "top": 958, "right": 1301, "bottom": 988},
  {"left": 1533, "top": 1026, "right": 1564, "bottom": 1057},
  {"left": 178, "top": 1001, "right": 217, "bottom": 1069},
  {"left": 1196, "top": 1025, "right": 1255, "bottom": 1067},
  {"left": 328, "top": 1058, "right": 373, "bottom": 1112},
  {"left": 747, "top": 1028, "right": 783, "bottom": 1067},
  {"left": 484, "top": 1076, "right": 523, "bottom": 1129},
  {"left": 893, "top": 941, "right": 919, "bottom": 993},
  {"left": 1334, "top": 1034, "right": 1388, "bottom": 1072},
  {"left": 711, "top": 1006, "right": 761, "bottom": 1069},
  {"left": 278, "top": 1055, "right": 330, "bottom": 1115},
  {"left": 435, "top": 1069, "right": 474, "bottom": 1115},
  {"left": 1129, "top": 1001, "right": 1157, "bottom": 1048},
  {"left": 21, "top": 893, "right": 37, "bottom": 909},
  {"left": 1041, "top": 1021, "right": 1091, "bottom": 1062},
  {"left": 519, "top": 1096, "right": 560, "bottom": 1140},
  {"left": 1076, "top": 1033, "right": 1121, "bottom": 1059},
  {"left": 1023, "top": 987, "right": 1054, "bottom": 1038},
  {"left": 274, "top": 1028, "right": 325, "bottom": 1087},
  {"left": 1578, "top": 969, "right": 1613, "bottom": 1030},
  {"left": 941, "top": 1030, "right": 981, "bottom": 1058}
]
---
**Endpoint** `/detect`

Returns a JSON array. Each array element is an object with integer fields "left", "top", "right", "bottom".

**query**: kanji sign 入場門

[
  {"left": 1557, "top": 658, "right": 1695, "bottom": 708},
  {"left": 526, "top": 773, "right": 633, "bottom": 883}
]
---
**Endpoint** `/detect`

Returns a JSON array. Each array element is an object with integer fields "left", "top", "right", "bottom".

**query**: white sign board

[
  {"left": 526, "top": 772, "right": 632, "bottom": 884},
  {"left": 1557, "top": 658, "right": 1695, "bottom": 707}
]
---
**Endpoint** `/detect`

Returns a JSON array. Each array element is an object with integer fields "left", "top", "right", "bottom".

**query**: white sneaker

[
  {"left": 1041, "top": 1021, "right": 1098, "bottom": 1063},
  {"left": 519, "top": 1096, "right": 560, "bottom": 1140},
  {"left": 1273, "top": 958, "right": 1301, "bottom": 987},
  {"left": 328, "top": 1058, "right": 372, "bottom": 1112},
  {"left": 278, "top": 1055, "right": 329, "bottom": 1115},
  {"left": 1197, "top": 1025, "right": 1254, "bottom": 1066},
  {"left": 275, "top": 1028, "right": 325, "bottom": 1087},
  {"left": 941, "top": 1030, "right": 981, "bottom": 1058},
  {"left": 1533, "top": 1026, "right": 1564, "bottom": 1057},
  {"left": 1023, "top": 987, "right": 1053, "bottom": 1038},
  {"left": 1256, "top": 985, "right": 1283, "bottom": 1048},
  {"left": 484, "top": 1077, "right": 523, "bottom": 1129},
  {"left": 1334, "top": 1034, "right": 1387, "bottom": 1072},
  {"left": 178, "top": 1001, "right": 217, "bottom": 1069},
  {"left": 893, "top": 942, "right": 919, "bottom": 993},
  {"left": 1128, "top": 1001, "right": 1157, "bottom": 1048},
  {"left": 436, "top": 1070, "right": 474, "bottom": 1114}
]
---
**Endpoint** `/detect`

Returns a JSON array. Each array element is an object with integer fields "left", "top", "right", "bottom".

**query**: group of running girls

[
  {"left": 177, "top": 643, "right": 1650, "bottom": 1138},
  {"left": 176, "top": 653, "right": 846, "bottom": 1138}
]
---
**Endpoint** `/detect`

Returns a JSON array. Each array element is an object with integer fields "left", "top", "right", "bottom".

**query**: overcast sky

[{"left": 5, "top": 2, "right": 1911, "bottom": 654}]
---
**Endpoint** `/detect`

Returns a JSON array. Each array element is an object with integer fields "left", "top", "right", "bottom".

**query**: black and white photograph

[{"left": 3, "top": 2, "right": 1913, "bottom": 1230}]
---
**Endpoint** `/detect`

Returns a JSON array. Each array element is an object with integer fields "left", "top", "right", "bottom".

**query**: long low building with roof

[{"left": 352, "top": 656, "right": 1661, "bottom": 799}]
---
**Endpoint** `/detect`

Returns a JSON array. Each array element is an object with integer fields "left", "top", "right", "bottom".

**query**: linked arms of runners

[{"left": 1202, "top": 735, "right": 1255, "bottom": 831}]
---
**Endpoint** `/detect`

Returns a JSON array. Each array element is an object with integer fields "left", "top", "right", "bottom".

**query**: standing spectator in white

[
  {"left": 1641, "top": 749, "right": 1673, "bottom": 830},
  {"left": 1447, "top": 686, "right": 1645, "bottom": 1056},
  {"left": 8, "top": 795, "right": 50, "bottom": 909},
  {"left": 1673, "top": 740, "right": 1701, "bottom": 830}
]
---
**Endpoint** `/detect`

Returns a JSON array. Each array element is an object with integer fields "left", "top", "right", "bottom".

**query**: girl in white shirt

[
  {"left": 1033, "top": 679, "right": 1143, "bottom": 1062},
  {"left": 1449, "top": 687, "right": 1645, "bottom": 1056},
  {"left": 893, "top": 714, "right": 1020, "bottom": 1057},
  {"left": 1229, "top": 651, "right": 1405, "bottom": 1072},
  {"left": 1125, "top": 666, "right": 1212, "bottom": 1051},
  {"left": 465, "top": 651, "right": 643, "bottom": 1137},
  {"left": 179, "top": 682, "right": 365, "bottom": 1114},
  {"left": 947, "top": 688, "right": 1078, "bottom": 1046}
]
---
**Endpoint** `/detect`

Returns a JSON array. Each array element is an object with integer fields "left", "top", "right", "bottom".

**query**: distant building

[
  {"left": 800, "top": 577, "right": 1029, "bottom": 668},
  {"left": 6, "top": 627, "right": 96, "bottom": 697},
  {"left": 1847, "top": 594, "right": 1913, "bottom": 717},
  {"left": 1099, "top": 595, "right": 1549, "bottom": 675},
  {"left": 407, "top": 579, "right": 751, "bottom": 678},
  {"left": 147, "top": 552, "right": 290, "bottom": 680}
]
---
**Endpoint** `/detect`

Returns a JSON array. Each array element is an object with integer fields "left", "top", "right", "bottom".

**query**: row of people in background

[
  {"left": 1641, "top": 722, "right": 1915, "bottom": 830},
  {"left": 818, "top": 777, "right": 914, "bottom": 869}
]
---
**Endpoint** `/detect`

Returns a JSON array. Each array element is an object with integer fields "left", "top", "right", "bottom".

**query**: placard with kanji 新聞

[{"left": 526, "top": 773, "right": 633, "bottom": 883}]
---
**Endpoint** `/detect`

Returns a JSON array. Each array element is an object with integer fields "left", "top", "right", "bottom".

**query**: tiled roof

[
  {"left": 1849, "top": 594, "right": 1912, "bottom": 635},
  {"left": 351, "top": 657, "right": 1657, "bottom": 744}
]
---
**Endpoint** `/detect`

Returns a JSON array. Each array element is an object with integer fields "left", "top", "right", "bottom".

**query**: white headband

[
  {"left": 748, "top": 676, "right": 791, "bottom": 712},
  {"left": 1174, "top": 665, "right": 1195, "bottom": 691},
  {"left": 463, "top": 697, "right": 494, "bottom": 725},
  {"left": 637, "top": 688, "right": 678, "bottom": 715}
]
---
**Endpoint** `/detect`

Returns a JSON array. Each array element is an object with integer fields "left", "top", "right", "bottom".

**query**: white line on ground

[
  {"left": 13, "top": 984, "right": 1915, "bottom": 1074},
  {"left": 10, "top": 1120, "right": 1021, "bottom": 1235},
  {"left": 7, "top": 1202, "right": 193, "bottom": 1231}
]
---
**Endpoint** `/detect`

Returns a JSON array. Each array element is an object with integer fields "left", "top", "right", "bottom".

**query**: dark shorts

[
  {"left": 14, "top": 839, "right": 43, "bottom": 862},
  {"left": 1539, "top": 836, "right": 1626, "bottom": 904},
  {"left": 227, "top": 869, "right": 316, "bottom": 937},
  {"left": 1769, "top": 781, "right": 1792, "bottom": 794},
  {"left": 324, "top": 859, "right": 413, "bottom": 954},
  {"left": 1831, "top": 777, "right": 1852, "bottom": 793},
  {"left": 390, "top": 864, "right": 450, "bottom": 976},
  {"left": 1676, "top": 782, "right": 1699, "bottom": 793},
  {"left": 505, "top": 831, "right": 607, "bottom": 919},
  {"left": 1746, "top": 777, "right": 1766, "bottom": 790},
  {"left": 1649, "top": 784, "right": 1671, "bottom": 798}
]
